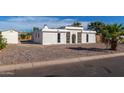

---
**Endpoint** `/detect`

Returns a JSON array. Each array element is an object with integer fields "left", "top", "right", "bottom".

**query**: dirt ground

[{"left": 0, "top": 43, "right": 124, "bottom": 65}]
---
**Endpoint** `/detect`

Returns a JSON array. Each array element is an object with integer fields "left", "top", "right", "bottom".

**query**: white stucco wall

[
  {"left": 82, "top": 33, "right": 87, "bottom": 43},
  {"left": 88, "top": 34, "right": 96, "bottom": 43},
  {"left": 82, "top": 33, "right": 96, "bottom": 43},
  {"left": 42, "top": 32, "right": 57, "bottom": 45},
  {"left": 60, "top": 33, "right": 66, "bottom": 44},
  {"left": 42, "top": 32, "right": 67, "bottom": 45},
  {"left": 1, "top": 30, "right": 19, "bottom": 44}
]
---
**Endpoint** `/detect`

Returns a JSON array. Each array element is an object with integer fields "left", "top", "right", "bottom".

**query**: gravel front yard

[{"left": 0, "top": 43, "right": 124, "bottom": 65}]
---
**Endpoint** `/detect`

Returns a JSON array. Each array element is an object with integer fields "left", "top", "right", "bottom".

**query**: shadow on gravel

[
  {"left": 21, "top": 40, "right": 39, "bottom": 45},
  {"left": 68, "top": 47, "right": 111, "bottom": 52},
  {"left": 44, "top": 75, "right": 61, "bottom": 77}
]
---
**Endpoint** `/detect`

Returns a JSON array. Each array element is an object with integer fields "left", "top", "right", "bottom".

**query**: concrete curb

[{"left": 0, "top": 53, "right": 124, "bottom": 72}]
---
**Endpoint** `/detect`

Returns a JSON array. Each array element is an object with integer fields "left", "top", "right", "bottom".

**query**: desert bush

[
  {"left": 120, "top": 38, "right": 124, "bottom": 43},
  {"left": 0, "top": 34, "right": 7, "bottom": 50},
  {"left": 19, "top": 32, "right": 32, "bottom": 40}
]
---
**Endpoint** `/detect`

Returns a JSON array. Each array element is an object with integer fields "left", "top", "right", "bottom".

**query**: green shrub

[
  {"left": 120, "top": 38, "right": 124, "bottom": 43},
  {"left": 0, "top": 34, "right": 7, "bottom": 50}
]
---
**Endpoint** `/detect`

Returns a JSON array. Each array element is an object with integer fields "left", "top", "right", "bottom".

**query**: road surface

[{"left": 0, "top": 56, "right": 124, "bottom": 77}]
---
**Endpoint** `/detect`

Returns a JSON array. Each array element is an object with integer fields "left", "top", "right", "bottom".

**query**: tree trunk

[{"left": 110, "top": 40, "right": 117, "bottom": 50}]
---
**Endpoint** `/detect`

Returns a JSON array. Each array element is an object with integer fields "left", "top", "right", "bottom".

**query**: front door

[{"left": 72, "top": 34, "right": 76, "bottom": 43}]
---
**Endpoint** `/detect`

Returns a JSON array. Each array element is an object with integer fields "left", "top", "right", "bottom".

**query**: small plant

[{"left": 0, "top": 34, "right": 7, "bottom": 50}]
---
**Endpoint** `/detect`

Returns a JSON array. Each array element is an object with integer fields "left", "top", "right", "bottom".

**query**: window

[
  {"left": 57, "top": 33, "right": 61, "bottom": 43},
  {"left": 38, "top": 33, "right": 40, "bottom": 38},
  {"left": 66, "top": 32, "right": 70, "bottom": 43},
  {"left": 86, "top": 34, "right": 89, "bottom": 42},
  {"left": 35, "top": 33, "right": 37, "bottom": 38},
  {"left": 77, "top": 32, "right": 82, "bottom": 43}
]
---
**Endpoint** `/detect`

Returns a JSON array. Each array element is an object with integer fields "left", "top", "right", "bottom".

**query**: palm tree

[
  {"left": 88, "top": 21, "right": 105, "bottom": 33},
  {"left": 71, "top": 22, "right": 82, "bottom": 27},
  {"left": 101, "top": 24, "right": 124, "bottom": 50},
  {"left": 33, "top": 27, "right": 39, "bottom": 32}
]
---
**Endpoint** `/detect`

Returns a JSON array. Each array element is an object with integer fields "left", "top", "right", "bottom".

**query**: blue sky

[{"left": 0, "top": 16, "right": 124, "bottom": 32}]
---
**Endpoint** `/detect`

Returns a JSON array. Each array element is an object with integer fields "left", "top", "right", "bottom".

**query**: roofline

[
  {"left": 42, "top": 28, "right": 70, "bottom": 32},
  {"left": 0, "top": 29, "right": 19, "bottom": 32},
  {"left": 82, "top": 30, "right": 96, "bottom": 33}
]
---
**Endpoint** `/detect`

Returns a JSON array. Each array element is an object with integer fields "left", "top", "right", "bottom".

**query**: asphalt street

[{"left": 0, "top": 56, "right": 124, "bottom": 77}]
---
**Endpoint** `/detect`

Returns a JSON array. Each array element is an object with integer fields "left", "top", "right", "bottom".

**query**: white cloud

[{"left": 0, "top": 17, "right": 89, "bottom": 32}]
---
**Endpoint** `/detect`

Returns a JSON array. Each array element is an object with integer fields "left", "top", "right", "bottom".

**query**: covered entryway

[{"left": 72, "top": 34, "right": 76, "bottom": 43}]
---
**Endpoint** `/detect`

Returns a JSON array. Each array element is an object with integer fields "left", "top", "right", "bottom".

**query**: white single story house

[
  {"left": 32, "top": 25, "right": 96, "bottom": 45},
  {"left": 1, "top": 29, "right": 19, "bottom": 44}
]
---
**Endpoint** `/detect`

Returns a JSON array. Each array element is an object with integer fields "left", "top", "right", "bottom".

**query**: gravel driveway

[{"left": 0, "top": 43, "right": 124, "bottom": 65}]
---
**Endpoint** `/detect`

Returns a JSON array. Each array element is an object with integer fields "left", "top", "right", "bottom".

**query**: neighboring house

[
  {"left": 1, "top": 30, "right": 19, "bottom": 44},
  {"left": 32, "top": 25, "right": 96, "bottom": 45}
]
